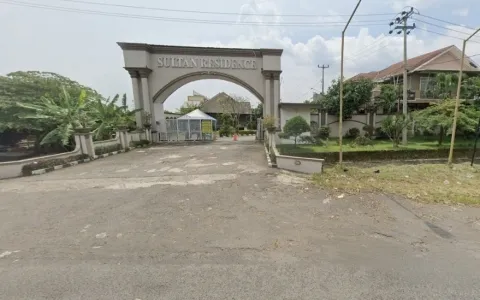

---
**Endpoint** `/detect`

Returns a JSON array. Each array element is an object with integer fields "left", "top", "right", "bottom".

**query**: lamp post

[
  {"left": 448, "top": 27, "right": 480, "bottom": 165},
  {"left": 339, "top": 0, "right": 362, "bottom": 164}
]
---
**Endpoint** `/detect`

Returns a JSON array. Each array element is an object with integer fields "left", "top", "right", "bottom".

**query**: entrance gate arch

[{"left": 118, "top": 43, "right": 282, "bottom": 133}]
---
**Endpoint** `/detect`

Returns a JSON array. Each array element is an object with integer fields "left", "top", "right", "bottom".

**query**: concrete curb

[{"left": 29, "top": 149, "right": 128, "bottom": 177}]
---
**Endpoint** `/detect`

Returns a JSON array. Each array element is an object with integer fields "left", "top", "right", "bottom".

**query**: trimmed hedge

[
  {"left": 277, "top": 147, "right": 474, "bottom": 163},
  {"left": 22, "top": 154, "right": 89, "bottom": 176},
  {"left": 130, "top": 139, "right": 151, "bottom": 147},
  {"left": 95, "top": 144, "right": 122, "bottom": 156},
  {"left": 238, "top": 130, "right": 256, "bottom": 136}
]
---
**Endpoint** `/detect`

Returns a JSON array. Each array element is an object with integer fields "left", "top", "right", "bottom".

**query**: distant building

[
  {"left": 186, "top": 90, "right": 207, "bottom": 106},
  {"left": 200, "top": 92, "right": 252, "bottom": 129}
]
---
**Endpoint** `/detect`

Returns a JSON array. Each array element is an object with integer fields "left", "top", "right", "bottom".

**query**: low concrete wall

[
  {"left": 93, "top": 138, "right": 119, "bottom": 149},
  {"left": 272, "top": 146, "right": 324, "bottom": 174},
  {"left": 0, "top": 147, "right": 81, "bottom": 180}
]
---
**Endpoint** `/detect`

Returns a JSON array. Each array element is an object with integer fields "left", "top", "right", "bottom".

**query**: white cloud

[
  {"left": 452, "top": 8, "right": 469, "bottom": 17},
  {"left": 1, "top": 0, "right": 477, "bottom": 110}
]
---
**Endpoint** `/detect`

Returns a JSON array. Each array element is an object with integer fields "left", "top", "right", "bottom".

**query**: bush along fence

[
  {"left": 0, "top": 128, "right": 153, "bottom": 179},
  {"left": 277, "top": 147, "right": 476, "bottom": 164}
]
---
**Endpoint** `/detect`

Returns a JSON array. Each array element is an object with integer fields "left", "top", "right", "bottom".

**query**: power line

[
  {"left": 344, "top": 35, "right": 388, "bottom": 61},
  {"left": 412, "top": 18, "right": 480, "bottom": 39},
  {"left": 52, "top": 0, "right": 396, "bottom": 18},
  {"left": 0, "top": 0, "right": 391, "bottom": 27},
  {"left": 416, "top": 13, "right": 475, "bottom": 30},
  {"left": 416, "top": 27, "right": 480, "bottom": 43}
]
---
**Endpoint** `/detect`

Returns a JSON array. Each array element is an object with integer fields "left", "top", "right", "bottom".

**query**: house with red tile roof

[{"left": 350, "top": 45, "right": 480, "bottom": 105}]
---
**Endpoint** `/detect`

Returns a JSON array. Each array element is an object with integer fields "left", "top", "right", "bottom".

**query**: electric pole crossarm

[
  {"left": 389, "top": 6, "right": 416, "bottom": 146},
  {"left": 317, "top": 64, "right": 330, "bottom": 94}
]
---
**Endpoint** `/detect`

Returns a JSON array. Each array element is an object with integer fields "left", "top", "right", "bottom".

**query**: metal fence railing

[{"left": 160, "top": 119, "right": 215, "bottom": 142}]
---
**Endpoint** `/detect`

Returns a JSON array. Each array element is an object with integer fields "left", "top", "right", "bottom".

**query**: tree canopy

[
  {"left": 414, "top": 99, "right": 480, "bottom": 145},
  {"left": 283, "top": 115, "right": 310, "bottom": 145},
  {"left": 0, "top": 70, "right": 137, "bottom": 151},
  {"left": 321, "top": 78, "right": 374, "bottom": 119}
]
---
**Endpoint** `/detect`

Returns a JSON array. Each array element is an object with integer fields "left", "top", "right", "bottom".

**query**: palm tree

[{"left": 16, "top": 87, "right": 92, "bottom": 146}]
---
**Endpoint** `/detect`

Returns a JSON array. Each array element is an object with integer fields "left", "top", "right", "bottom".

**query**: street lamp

[
  {"left": 339, "top": 0, "right": 362, "bottom": 164},
  {"left": 448, "top": 27, "right": 480, "bottom": 165}
]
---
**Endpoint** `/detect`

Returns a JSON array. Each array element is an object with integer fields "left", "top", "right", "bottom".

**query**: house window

[{"left": 419, "top": 77, "right": 436, "bottom": 98}]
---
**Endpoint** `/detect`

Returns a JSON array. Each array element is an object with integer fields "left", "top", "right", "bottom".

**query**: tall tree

[
  {"left": 321, "top": 78, "right": 374, "bottom": 119},
  {"left": 0, "top": 71, "right": 99, "bottom": 133}
]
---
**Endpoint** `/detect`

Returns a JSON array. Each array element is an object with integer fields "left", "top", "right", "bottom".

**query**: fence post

[
  {"left": 116, "top": 129, "right": 129, "bottom": 150},
  {"left": 74, "top": 131, "right": 96, "bottom": 158},
  {"left": 144, "top": 128, "right": 152, "bottom": 142}
]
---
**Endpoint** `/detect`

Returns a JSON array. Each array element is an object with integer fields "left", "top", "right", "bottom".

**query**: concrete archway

[{"left": 118, "top": 43, "right": 282, "bottom": 132}]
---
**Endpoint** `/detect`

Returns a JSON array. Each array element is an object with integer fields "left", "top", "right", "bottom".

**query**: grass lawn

[
  {"left": 278, "top": 137, "right": 476, "bottom": 153},
  {"left": 313, "top": 163, "right": 480, "bottom": 205}
]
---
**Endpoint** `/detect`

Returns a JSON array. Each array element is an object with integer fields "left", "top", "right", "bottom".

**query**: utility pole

[
  {"left": 339, "top": 0, "right": 362, "bottom": 164},
  {"left": 317, "top": 64, "right": 330, "bottom": 94},
  {"left": 389, "top": 7, "right": 416, "bottom": 145}
]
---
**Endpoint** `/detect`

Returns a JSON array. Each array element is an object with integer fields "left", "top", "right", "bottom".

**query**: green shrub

[
  {"left": 239, "top": 130, "right": 256, "bottom": 135},
  {"left": 363, "top": 125, "right": 375, "bottom": 138},
  {"left": 317, "top": 126, "right": 330, "bottom": 139},
  {"left": 95, "top": 143, "right": 122, "bottom": 156},
  {"left": 354, "top": 135, "right": 373, "bottom": 146},
  {"left": 299, "top": 136, "right": 316, "bottom": 144},
  {"left": 344, "top": 127, "right": 360, "bottom": 139},
  {"left": 375, "top": 127, "right": 389, "bottom": 140},
  {"left": 277, "top": 146, "right": 473, "bottom": 163},
  {"left": 22, "top": 154, "right": 89, "bottom": 176},
  {"left": 278, "top": 132, "right": 290, "bottom": 139},
  {"left": 219, "top": 126, "right": 233, "bottom": 137}
]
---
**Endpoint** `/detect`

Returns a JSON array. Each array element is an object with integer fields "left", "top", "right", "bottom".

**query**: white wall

[
  {"left": 93, "top": 138, "right": 119, "bottom": 149},
  {"left": 280, "top": 106, "right": 312, "bottom": 132},
  {"left": 0, "top": 148, "right": 81, "bottom": 179},
  {"left": 328, "top": 114, "right": 369, "bottom": 137}
]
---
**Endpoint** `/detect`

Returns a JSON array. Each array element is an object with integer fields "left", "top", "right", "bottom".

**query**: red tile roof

[{"left": 350, "top": 45, "right": 454, "bottom": 81}]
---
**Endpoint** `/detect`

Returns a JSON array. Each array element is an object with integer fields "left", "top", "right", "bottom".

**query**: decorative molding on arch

[
  {"left": 262, "top": 70, "right": 282, "bottom": 80},
  {"left": 117, "top": 42, "right": 283, "bottom": 57},
  {"left": 125, "top": 67, "right": 152, "bottom": 78},
  {"left": 151, "top": 71, "right": 265, "bottom": 103}
]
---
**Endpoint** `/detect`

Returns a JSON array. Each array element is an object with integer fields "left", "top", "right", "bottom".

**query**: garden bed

[{"left": 277, "top": 138, "right": 477, "bottom": 163}]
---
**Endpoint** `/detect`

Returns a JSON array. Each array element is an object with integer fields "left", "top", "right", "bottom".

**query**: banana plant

[
  {"left": 90, "top": 93, "right": 139, "bottom": 140},
  {"left": 16, "top": 87, "right": 92, "bottom": 145}
]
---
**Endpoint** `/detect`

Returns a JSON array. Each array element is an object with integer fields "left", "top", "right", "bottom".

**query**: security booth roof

[{"left": 177, "top": 109, "right": 216, "bottom": 121}]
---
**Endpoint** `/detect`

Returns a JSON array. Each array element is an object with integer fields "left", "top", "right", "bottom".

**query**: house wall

[{"left": 421, "top": 52, "right": 462, "bottom": 72}]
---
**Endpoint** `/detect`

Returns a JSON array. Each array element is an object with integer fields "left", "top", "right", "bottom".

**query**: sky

[{"left": 1, "top": 0, "right": 480, "bottom": 111}]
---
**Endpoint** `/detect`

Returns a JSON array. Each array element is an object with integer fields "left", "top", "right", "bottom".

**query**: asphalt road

[{"left": 1, "top": 139, "right": 480, "bottom": 299}]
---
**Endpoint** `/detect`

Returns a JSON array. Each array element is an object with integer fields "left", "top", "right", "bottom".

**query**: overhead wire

[
  {"left": 416, "top": 27, "right": 480, "bottom": 43},
  {"left": 0, "top": 0, "right": 392, "bottom": 27},
  {"left": 412, "top": 18, "right": 480, "bottom": 42},
  {"left": 415, "top": 13, "right": 475, "bottom": 30},
  {"left": 344, "top": 35, "right": 388, "bottom": 61},
  {"left": 52, "top": 0, "right": 396, "bottom": 18}
]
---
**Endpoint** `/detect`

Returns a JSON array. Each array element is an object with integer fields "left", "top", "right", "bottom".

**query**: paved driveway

[{"left": 1, "top": 140, "right": 480, "bottom": 299}]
